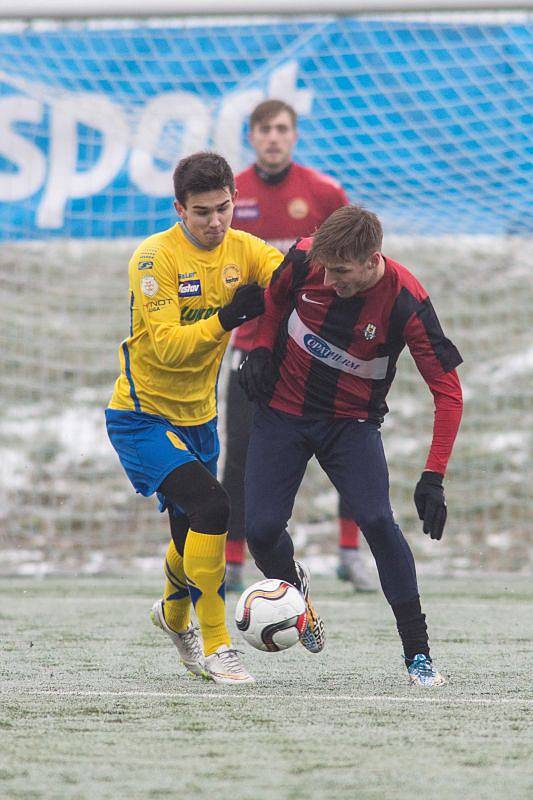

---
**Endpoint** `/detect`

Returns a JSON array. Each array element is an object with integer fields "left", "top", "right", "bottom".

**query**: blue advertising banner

[{"left": 0, "top": 16, "right": 531, "bottom": 238}]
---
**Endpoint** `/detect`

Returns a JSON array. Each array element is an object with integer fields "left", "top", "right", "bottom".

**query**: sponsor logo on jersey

[
  {"left": 178, "top": 271, "right": 197, "bottom": 280},
  {"left": 303, "top": 334, "right": 332, "bottom": 359},
  {"left": 289, "top": 311, "right": 389, "bottom": 379},
  {"left": 140, "top": 274, "right": 158, "bottom": 297},
  {"left": 302, "top": 292, "right": 324, "bottom": 306},
  {"left": 288, "top": 197, "right": 309, "bottom": 219},
  {"left": 363, "top": 322, "right": 377, "bottom": 340},
  {"left": 234, "top": 198, "right": 260, "bottom": 220},
  {"left": 223, "top": 264, "right": 242, "bottom": 287},
  {"left": 178, "top": 279, "right": 202, "bottom": 297},
  {"left": 181, "top": 306, "right": 221, "bottom": 323},
  {"left": 137, "top": 259, "right": 154, "bottom": 270},
  {"left": 144, "top": 298, "right": 172, "bottom": 312}
]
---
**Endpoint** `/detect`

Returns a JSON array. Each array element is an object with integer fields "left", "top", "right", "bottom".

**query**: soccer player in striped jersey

[
  {"left": 105, "top": 152, "right": 283, "bottom": 684},
  {"left": 223, "top": 99, "right": 375, "bottom": 593},
  {"left": 239, "top": 205, "right": 463, "bottom": 686}
]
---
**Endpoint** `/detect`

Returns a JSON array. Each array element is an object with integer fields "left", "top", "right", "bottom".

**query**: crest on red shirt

[
  {"left": 363, "top": 323, "right": 377, "bottom": 341},
  {"left": 287, "top": 198, "right": 309, "bottom": 219}
]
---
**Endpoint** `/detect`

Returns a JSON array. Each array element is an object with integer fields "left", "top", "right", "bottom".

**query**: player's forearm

[
  {"left": 149, "top": 314, "right": 227, "bottom": 365},
  {"left": 425, "top": 370, "right": 463, "bottom": 475}
]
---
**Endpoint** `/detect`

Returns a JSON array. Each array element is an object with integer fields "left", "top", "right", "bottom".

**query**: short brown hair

[
  {"left": 173, "top": 152, "right": 235, "bottom": 206},
  {"left": 249, "top": 99, "right": 297, "bottom": 130},
  {"left": 309, "top": 205, "right": 383, "bottom": 265}
]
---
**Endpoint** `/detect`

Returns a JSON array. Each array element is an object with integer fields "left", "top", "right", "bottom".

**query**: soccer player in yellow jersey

[{"left": 106, "top": 153, "right": 283, "bottom": 684}]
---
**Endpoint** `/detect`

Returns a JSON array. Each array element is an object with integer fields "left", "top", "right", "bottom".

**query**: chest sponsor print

[
  {"left": 181, "top": 305, "right": 221, "bottom": 323},
  {"left": 178, "top": 279, "right": 202, "bottom": 297},
  {"left": 288, "top": 310, "right": 389, "bottom": 379}
]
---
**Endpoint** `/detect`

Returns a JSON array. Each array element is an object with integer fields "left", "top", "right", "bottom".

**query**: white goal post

[{"left": 0, "top": 0, "right": 530, "bottom": 17}]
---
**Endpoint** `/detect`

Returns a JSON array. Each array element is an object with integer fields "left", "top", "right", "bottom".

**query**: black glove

[
  {"left": 218, "top": 283, "right": 265, "bottom": 331},
  {"left": 238, "top": 347, "right": 276, "bottom": 401},
  {"left": 414, "top": 471, "right": 447, "bottom": 541}
]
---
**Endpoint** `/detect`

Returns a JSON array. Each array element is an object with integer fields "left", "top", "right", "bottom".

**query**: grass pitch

[{"left": 1, "top": 573, "right": 532, "bottom": 800}]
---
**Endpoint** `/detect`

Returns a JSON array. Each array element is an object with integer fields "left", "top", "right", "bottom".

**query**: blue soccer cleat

[{"left": 407, "top": 653, "right": 446, "bottom": 687}]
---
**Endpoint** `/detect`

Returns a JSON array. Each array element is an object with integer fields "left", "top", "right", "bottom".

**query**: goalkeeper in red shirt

[{"left": 223, "top": 99, "right": 376, "bottom": 592}]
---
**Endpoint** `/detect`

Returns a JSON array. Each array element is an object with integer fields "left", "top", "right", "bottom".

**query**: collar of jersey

[
  {"left": 178, "top": 221, "right": 221, "bottom": 252},
  {"left": 254, "top": 162, "right": 292, "bottom": 185}
]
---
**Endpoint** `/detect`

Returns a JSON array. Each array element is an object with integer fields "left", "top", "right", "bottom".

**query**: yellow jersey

[{"left": 108, "top": 223, "right": 283, "bottom": 425}]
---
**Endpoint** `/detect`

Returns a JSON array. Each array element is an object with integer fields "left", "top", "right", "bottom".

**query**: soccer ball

[{"left": 235, "top": 579, "right": 307, "bottom": 652}]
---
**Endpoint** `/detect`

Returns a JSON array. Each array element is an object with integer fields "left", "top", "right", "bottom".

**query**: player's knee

[
  {"left": 359, "top": 511, "right": 395, "bottom": 543},
  {"left": 188, "top": 483, "right": 230, "bottom": 534},
  {"left": 245, "top": 512, "right": 285, "bottom": 555}
]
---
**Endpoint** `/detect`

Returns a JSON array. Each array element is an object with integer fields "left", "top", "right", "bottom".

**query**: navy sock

[{"left": 392, "top": 595, "right": 430, "bottom": 664}]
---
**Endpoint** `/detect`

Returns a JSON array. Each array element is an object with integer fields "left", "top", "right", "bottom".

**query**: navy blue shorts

[{"left": 105, "top": 409, "right": 219, "bottom": 514}]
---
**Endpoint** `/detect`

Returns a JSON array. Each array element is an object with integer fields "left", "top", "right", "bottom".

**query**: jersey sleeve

[
  {"left": 403, "top": 296, "right": 464, "bottom": 475},
  {"left": 253, "top": 253, "right": 296, "bottom": 351},
  {"left": 331, "top": 183, "right": 350, "bottom": 212},
  {"left": 404, "top": 297, "right": 463, "bottom": 381},
  {"left": 424, "top": 370, "right": 463, "bottom": 475},
  {"left": 246, "top": 236, "right": 284, "bottom": 288},
  {"left": 319, "top": 178, "right": 349, "bottom": 217},
  {"left": 131, "top": 245, "right": 226, "bottom": 366}
]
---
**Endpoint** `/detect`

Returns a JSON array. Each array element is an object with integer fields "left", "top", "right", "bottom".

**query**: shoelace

[
  {"left": 216, "top": 648, "right": 246, "bottom": 674},
  {"left": 295, "top": 567, "right": 311, "bottom": 602},
  {"left": 177, "top": 626, "right": 203, "bottom": 659},
  {"left": 409, "top": 656, "right": 434, "bottom": 677}
]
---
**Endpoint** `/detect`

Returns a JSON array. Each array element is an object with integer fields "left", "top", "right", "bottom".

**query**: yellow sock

[
  {"left": 161, "top": 539, "right": 191, "bottom": 633},
  {"left": 183, "top": 529, "right": 230, "bottom": 656}
]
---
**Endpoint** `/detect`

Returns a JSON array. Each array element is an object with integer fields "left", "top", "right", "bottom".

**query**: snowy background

[{"left": 1, "top": 234, "right": 531, "bottom": 575}]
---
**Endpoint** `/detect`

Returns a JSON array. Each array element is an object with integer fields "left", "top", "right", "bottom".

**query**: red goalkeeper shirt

[
  {"left": 231, "top": 162, "right": 348, "bottom": 351},
  {"left": 254, "top": 239, "right": 463, "bottom": 475}
]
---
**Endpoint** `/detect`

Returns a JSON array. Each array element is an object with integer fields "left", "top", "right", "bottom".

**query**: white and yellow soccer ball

[{"left": 235, "top": 579, "right": 307, "bottom": 652}]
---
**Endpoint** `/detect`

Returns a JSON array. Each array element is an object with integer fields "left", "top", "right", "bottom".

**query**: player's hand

[
  {"left": 238, "top": 347, "right": 276, "bottom": 401},
  {"left": 218, "top": 283, "right": 265, "bottom": 331},
  {"left": 414, "top": 471, "right": 447, "bottom": 540}
]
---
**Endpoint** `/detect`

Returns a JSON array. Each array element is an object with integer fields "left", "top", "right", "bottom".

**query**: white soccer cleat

[
  {"left": 205, "top": 645, "right": 255, "bottom": 685},
  {"left": 150, "top": 599, "right": 207, "bottom": 678}
]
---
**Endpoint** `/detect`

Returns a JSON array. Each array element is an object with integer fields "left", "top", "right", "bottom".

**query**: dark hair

[
  {"left": 173, "top": 152, "right": 235, "bottom": 205},
  {"left": 309, "top": 205, "right": 383, "bottom": 265},
  {"left": 249, "top": 99, "right": 297, "bottom": 130}
]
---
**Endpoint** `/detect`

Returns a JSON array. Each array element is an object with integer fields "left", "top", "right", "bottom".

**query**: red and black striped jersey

[{"left": 254, "top": 238, "right": 463, "bottom": 472}]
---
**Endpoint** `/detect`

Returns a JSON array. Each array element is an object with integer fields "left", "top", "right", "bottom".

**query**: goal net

[{"left": 0, "top": 10, "right": 531, "bottom": 573}]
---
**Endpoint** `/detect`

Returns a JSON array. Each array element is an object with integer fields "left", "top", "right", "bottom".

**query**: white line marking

[{"left": 3, "top": 690, "right": 532, "bottom": 706}]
